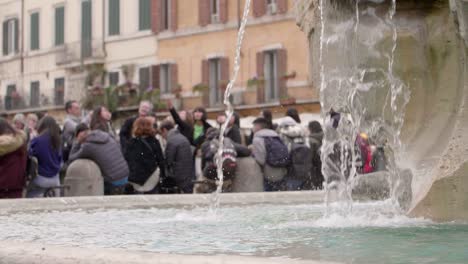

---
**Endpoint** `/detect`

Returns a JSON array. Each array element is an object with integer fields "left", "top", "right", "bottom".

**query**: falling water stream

[
  {"left": 212, "top": 0, "right": 252, "bottom": 211},
  {"left": 319, "top": 0, "right": 411, "bottom": 214}
]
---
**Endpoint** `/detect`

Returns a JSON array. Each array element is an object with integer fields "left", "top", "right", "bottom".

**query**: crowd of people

[{"left": 2, "top": 98, "right": 389, "bottom": 199}]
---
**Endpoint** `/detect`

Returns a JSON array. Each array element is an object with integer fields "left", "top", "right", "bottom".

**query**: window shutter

[
  {"left": 256, "top": 52, "right": 265, "bottom": 103},
  {"left": 30, "top": 13, "right": 39, "bottom": 50},
  {"left": 277, "top": 49, "right": 288, "bottom": 99},
  {"left": 14, "top": 18, "right": 19, "bottom": 53},
  {"left": 151, "top": 65, "right": 160, "bottom": 91},
  {"left": 201, "top": 59, "right": 210, "bottom": 105},
  {"left": 199, "top": 0, "right": 210, "bottom": 27},
  {"left": 109, "top": 0, "right": 120, "bottom": 35},
  {"left": 151, "top": 0, "right": 161, "bottom": 33},
  {"left": 140, "top": 0, "right": 151, "bottom": 30},
  {"left": 170, "top": 63, "right": 178, "bottom": 93},
  {"left": 55, "top": 7, "right": 65, "bottom": 46},
  {"left": 2, "top": 21, "right": 7, "bottom": 55},
  {"left": 277, "top": 0, "right": 288, "bottom": 14},
  {"left": 219, "top": 0, "right": 228, "bottom": 24},
  {"left": 170, "top": 0, "right": 178, "bottom": 31},
  {"left": 253, "top": 0, "right": 267, "bottom": 18}
]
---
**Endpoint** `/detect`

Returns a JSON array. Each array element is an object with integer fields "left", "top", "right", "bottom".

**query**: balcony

[{"left": 55, "top": 40, "right": 105, "bottom": 66}]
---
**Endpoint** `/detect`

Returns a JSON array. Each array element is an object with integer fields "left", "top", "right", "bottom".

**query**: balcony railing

[{"left": 55, "top": 40, "right": 105, "bottom": 66}]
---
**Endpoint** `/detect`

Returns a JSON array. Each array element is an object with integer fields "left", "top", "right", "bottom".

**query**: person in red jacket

[{"left": 0, "top": 118, "right": 27, "bottom": 198}]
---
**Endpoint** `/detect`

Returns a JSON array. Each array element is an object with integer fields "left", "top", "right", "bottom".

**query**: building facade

[{"left": 0, "top": 0, "right": 314, "bottom": 113}]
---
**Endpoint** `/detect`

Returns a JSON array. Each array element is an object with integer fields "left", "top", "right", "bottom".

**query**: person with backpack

[
  {"left": 308, "top": 121, "right": 324, "bottom": 189},
  {"left": 201, "top": 128, "right": 251, "bottom": 192},
  {"left": 278, "top": 117, "right": 312, "bottom": 191},
  {"left": 251, "top": 118, "right": 289, "bottom": 192},
  {"left": 124, "top": 117, "right": 165, "bottom": 194}
]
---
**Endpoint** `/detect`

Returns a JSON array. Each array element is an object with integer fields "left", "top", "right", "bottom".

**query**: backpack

[
  {"left": 264, "top": 136, "right": 290, "bottom": 168},
  {"left": 203, "top": 139, "right": 238, "bottom": 181},
  {"left": 289, "top": 141, "right": 313, "bottom": 181}
]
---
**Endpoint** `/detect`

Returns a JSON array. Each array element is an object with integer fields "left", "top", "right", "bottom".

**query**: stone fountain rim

[{"left": 0, "top": 191, "right": 325, "bottom": 214}]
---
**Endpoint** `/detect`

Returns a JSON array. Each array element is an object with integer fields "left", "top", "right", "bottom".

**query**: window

[
  {"left": 30, "top": 12, "right": 40, "bottom": 50},
  {"left": 267, "top": 0, "right": 278, "bottom": 15},
  {"left": 2, "top": 18, "right": 19, "bottom": 56},
  {"left": 30, "top": 81, "right": 40, "bottom": 107},
  {"left": 159, "top": 64, "right": 171, "bottom": 94},
  {"left": 139, "top": 0, "right": 151, "bottom": 31},
  {"left": 108, "top": 0, "right": 120, "bottom": 36},
  {"left": 5, "top": 84, "right": 16, "bottom": 110},
  {"left": 210, "top": 0, "right": 219, "bottom": 23},
  {"left": 264, "top": 50, "right": 278, "bottom": 101},
  {"left": 209, "top": 58, "right": 221, "bottom": 106},
  {"left": 109, "top": 72, "right": 119, "bottom": 86},
  {"left": 139, "top": 67, "right": 151, "bottom": 92},
  {"left": 81, "top": 0, "right": 92, "bottom": 58},
  {"left": 54, "top": 77, "right": 65, "bottom": 106},
  {"left": 55, "top": 6, "right": 65, "bottom": 46}
]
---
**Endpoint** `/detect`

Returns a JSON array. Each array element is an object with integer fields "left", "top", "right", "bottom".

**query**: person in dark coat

[
  {"left": 0, "top": 118, "right": 27, "bottom": 198},
  {"left": 308, "top": 121, "right": 324, "bottom": 189},
  {"left": 192, "top": 107, "right": 212, "bottom": 149},
  {"left": 216, "top": 113, "right": 242, "bottom": 145},
  {"left": 125, "top": 117, "right": 165, "bottom": 194},
  {"left": 69, "top": 124, "right": 129, "bottom": 195},
  {"left": 286, "top": 107, "right": 301, "bottom": 124},
  {"left": 160, "top": 120, "right": 194, "bottom": 193},
  {"left": 119, "top": 101, "right": 153, "bottom": 153},
  {"left": 167, "top": 100, "right": 194, "bottom": 144}
]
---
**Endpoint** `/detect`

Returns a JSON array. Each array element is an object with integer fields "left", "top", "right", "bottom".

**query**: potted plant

[
  {"left": 283, "top": 71, "right": 297, "bottom": 80},
  {"left": 247, "top": 76, "right": 265, "bottom": 90},
  {"left": 192, "top": 83, "right": 208, "bottom": 94}
]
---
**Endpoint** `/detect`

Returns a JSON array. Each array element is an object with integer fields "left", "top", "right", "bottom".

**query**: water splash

[
  {"left": 319, "top": 0, "right": 411, "bottom": 214},
  {"left": 211, "top": 0, "right": 252, "bottom": 211}
]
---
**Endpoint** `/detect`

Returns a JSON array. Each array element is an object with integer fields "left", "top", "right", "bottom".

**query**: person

[
  {"left": 192, "top": 107, "right": 212, "bottom": 149},
  {"left": 25, "top": 113, "right": 39, "bottom": 142},
  {"left": 216, "top": 113, "right": 242, "bottom": 145},
  {"left": 124, "top": 117, "right": 165, "bottom": 194},
  {"left": 12, "top": 113, "right": 26, "bottom": 131},
  {"left": 277, "top": 117, "right": 311, "bottom": 191},
  {"left": 286, "top": 107, "right": 301, "bottom": 124},
  {"left": 160, "top": 120, "right": 194, "bottom": 193},
  {"left": 308, "top": 121, "right": 324, "bottom": 189},
  {"left": 247, "top": 109, "right": 276, "bottom": 146},
  {"left": 168, "top": 100, "right": 194, "bottom": 144},
  {"left": 69, "top": 124, "right": 129, "bottom": 195},
  {"left": 251, "top": 117, "right": 289, "bottom": 191},
  {"left": 62, "top": 100, "right": 82, "bottom": 162},
  {"left": 0, "top": 118, "right": 27, "bottom": 198},
  {"left": 356, "top": 133, "right": 374, "bottom": 174},
  {"left": 27, "top": 116, "right": 63, "bottom": 198},
  {"left": 90, "top": 106, "right": 116, "bottom": 139},
  {"left": 201, "top": 128, "right": 251, "bottom": 182},
  {"left": 119, "top": 101, "right": 153, "bottom": 153}
]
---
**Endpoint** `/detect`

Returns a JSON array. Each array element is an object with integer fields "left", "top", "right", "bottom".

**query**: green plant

[
  {"left": 192, "top": 83, "right": 208, "bottom": 94},
  {"left": 247, "top": 77, "right": 264, "bottom": 89}
]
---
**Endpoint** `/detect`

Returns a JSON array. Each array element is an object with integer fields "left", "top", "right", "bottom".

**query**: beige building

[{"left": 0, "top": 0, "right": 314, "bottom": 114}]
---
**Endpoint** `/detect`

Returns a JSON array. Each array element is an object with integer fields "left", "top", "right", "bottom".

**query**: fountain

[{"left": 1, "top": 0, "right": 468, "bottom": 263}]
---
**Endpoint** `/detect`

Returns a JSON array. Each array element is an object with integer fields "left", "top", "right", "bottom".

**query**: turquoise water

[{"left": 0, "top": 201, "right": 467, "bottom": 263}]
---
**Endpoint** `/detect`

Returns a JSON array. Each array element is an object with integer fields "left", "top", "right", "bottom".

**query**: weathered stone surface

[
  {"left": 232, "top": 157, "right": 264, "bottom": 192},
  {"left": 64, "top": 159, "right": 104, "bottom": 197}
]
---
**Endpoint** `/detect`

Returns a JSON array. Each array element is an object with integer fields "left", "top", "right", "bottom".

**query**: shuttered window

[
  {"left": 55, "top": 6, "right": 65, "bottom": 46},
  {"left": 5, "top": 84, "right": 16, "bottom": 110},
  {"left": 54, "top": 78, "right": 65, "bottom": 106},
  {"left": 139, "top": 67, "right": 151, "bottom": 92},
  {"left": 81, "top": 0, "right": 92, "bottom": 58},
  {"left": 108, "top": 0, "right": 120, "bottom": 36},
  {"left": 139, "top": 0, "right": 151, "bottom": 31},
  {"left": 160, "top": 64, "right": 171, "bottom": 94},
  {"left": 257, "top": 49, "right": 287, "bottom": 103},
  {"left": 2, "top": 18, "right": 19, "bottom": 55},
  {"left": 30, "top": 81, "right": 40, "bottom": 107},
  {"left": 30, "top": 12, "right": 40, "bottom": 50},
  {"left": 109, "top": 72, "right": 119, "bottom": 86}
]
